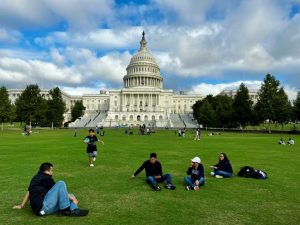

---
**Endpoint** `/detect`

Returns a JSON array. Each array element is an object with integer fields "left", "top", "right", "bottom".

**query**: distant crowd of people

[{"left": 278, "top": 138, "right": 295, "bottom": 146}]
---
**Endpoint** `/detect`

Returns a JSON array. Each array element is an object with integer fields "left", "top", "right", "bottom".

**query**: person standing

[
  {"left": 73, "top": 127, "right": 77, "bottom": 137},
  {"left": 131, "top": 153, "right": 176, "bottom": 191},
  {"left": 83, "top": 128, "right": 104, "bottom": 167},
  {"left": 184, "top": 157, "right": 205, "bottom": 191},
  {"left": 13, "top": 162, "right": 88, "bottom": 216},
  {"left": 194, "top": 129, "right": 200, "bottom": 140},
  {"left": 210, "top": 153, "right": 233, "bottom": 178}
]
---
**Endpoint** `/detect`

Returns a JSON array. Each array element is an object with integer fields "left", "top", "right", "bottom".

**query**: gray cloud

[{"left": 0, "top": 0, "right": 299, "bottom": 96}]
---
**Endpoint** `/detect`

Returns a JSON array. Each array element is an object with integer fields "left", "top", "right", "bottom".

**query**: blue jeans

[
  {"left": 214, "top": 170, "right": 233, "bottom": 178},
  {"left": 41, "top": 181, "right": 78, "bottom": 215},
  {"left": 184, "top": 176, "right": 205, "bottom": 187},
  {"left": 146, "top": 174, "right": 172, "bottom": 185}
]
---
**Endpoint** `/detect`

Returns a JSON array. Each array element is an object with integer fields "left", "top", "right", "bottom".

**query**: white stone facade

[
  {"left": 220, "top": 89, "right": 259, "bottom": 104},
  {"left": 8, "top": 32, "right": 203, "bottom": 127}
]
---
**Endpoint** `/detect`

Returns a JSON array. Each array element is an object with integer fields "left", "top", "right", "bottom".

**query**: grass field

[{"left": 0, "top": 128, "right": 299, "bottom": 225}]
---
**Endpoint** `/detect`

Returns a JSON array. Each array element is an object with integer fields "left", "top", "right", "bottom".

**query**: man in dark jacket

[
  {"left": 13, "top": 162, "right": 88, "bottom": 216},
  {"left": 131, "top": 153, "right": 176, "bottom": 191}
]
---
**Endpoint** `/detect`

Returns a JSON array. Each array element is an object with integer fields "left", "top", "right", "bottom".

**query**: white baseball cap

[{"left": 191, "top": 156, "right": 201, "bottom": 163}]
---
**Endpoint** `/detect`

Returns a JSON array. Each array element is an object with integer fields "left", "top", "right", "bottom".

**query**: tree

[
  {"left": 232, "top": 83, "right": 253, "bottom": 128},
  {"left": 47, "top": 87, "right": 66, "bottom": 127},
  {"left": 293, "top": 91, "right": 300, "bottom": 122},
  {"left": 193, "top": 95, "right": 232, "bottom": 128},
  {"left": 71, "top": 100, "right": 85, "bottom": 122},
  {"left": 0, "top": 86, "right": 14, "bottom": 130},
  {"left": 255, "top": 74, "right": 281, "bottom": 132},
  {"left": 195, "top": 100, "right": 216, "bottom": 128},
  {"left": 192, "top": 94, "right": 214, "bottom": 120},
  {"left": 212, "top": 95, "right": 233, "bottom": 128},
  {"left": 274, "top": 88, "right": 292, "bottom": 128},
  {"left": 15, "top": 84, "right": 46, "bottom": 125}
]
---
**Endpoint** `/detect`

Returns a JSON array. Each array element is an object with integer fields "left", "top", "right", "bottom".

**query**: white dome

[{"left": 123, "top": 32, "right": 163, "bottom": 89}]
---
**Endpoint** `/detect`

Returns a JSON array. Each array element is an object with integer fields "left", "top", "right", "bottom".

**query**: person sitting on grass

[
  {"left": 131, "top": 153, "right": 176, "bottom": 191},
  {"left": 83, "top": 128, "right": 104, "bottom": 167},
  {"left": 287, "top": 138, "right": 295, "bottom": 145},
  {"left": 278, "top": 138, "right": 286, "bottom": 145},
  {"left": 184, "top": 156, "right": 205, "bottom": 191},
  {"left": 210, "top": 153, "right": 233, "bottom": 178},
  {"left": 13, "top": 162, "right": 88, "bottom": 217}
]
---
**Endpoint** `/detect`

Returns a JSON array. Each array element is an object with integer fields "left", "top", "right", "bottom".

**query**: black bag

[{"left": 238, "top": 166, "right": 268, "bottom": 179}]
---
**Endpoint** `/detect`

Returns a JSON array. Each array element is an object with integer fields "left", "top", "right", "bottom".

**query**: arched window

[{"left": 137, "top": 115, "right": 141, "bottom": 121}]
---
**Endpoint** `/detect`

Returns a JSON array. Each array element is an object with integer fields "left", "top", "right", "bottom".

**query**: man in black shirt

[
  {"left": 13, "top": 162, "right": 88, "bottom": 217},
  {"left": 131, "top": 153, "right": 176, "bottom": 191}
]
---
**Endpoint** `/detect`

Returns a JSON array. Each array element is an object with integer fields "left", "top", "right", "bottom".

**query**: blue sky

[{"left": 0, "top": 0, "right": 300, "bottom": 99}]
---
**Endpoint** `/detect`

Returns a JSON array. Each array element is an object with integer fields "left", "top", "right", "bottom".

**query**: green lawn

[{"left": 0, "top": 128, "right": 299, "bottom": 225}]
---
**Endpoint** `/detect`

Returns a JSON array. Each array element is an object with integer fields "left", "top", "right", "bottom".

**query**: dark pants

[{"left": 146, "top": 174, "right": 172, "bottom": 185}]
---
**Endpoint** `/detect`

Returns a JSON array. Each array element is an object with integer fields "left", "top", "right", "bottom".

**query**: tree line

[
  {"left": 193, "top": 74, "right": 300, "bottom": 130},
  {"left": 0, "top": 84, "right": 85, "bottom": 128}
]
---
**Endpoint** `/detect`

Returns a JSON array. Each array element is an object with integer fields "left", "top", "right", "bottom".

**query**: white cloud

[
  {"left": 35, "top": 27, "right": 143, "bottom": 50},
  {"left": 0, "top": 47, "right": 132, "bottom": 89},
  {"left": 0, "top": 0, "right": 300, "bottom": 95},
  {"left": 0, "top": 57, "right": 82, "bottom": 86},
  {"left": 60, "top": 85, "right": 107, "bottom": 96},
  {"left": 189, "top": 80, "right": 262, "bottom": 96},
  {"left": 0, "top": 0, "right": 115, "bottom": 30},
  {"left": 189, "top": 80, "right": 298, "bottom": 100}
]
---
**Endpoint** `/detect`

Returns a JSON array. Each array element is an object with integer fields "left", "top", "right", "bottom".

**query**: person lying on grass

[
  {"left": 184, "top": 156, "right": 205, "bottom": 191},
  {"left": 131, "top": 153, "right": 176, "bottom": 191},
  {"left": 210, "top": 153, "right": 233, "bottom": 178},
  {"left": 13, "top": 162, "right": 89, "bottom": 217}
]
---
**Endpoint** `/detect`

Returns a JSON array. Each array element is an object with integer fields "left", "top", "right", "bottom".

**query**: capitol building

[{"left": 8, "top": 32, "right": 203, "bottom": 128}]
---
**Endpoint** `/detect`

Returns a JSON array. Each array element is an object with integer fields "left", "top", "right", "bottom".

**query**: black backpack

[{"left": 238, "top": 166, "right": 268, "bottom": 179}]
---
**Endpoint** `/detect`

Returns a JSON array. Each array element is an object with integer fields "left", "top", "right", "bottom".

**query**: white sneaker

[
  {"left": 89, "top": 164, "right": 94, "bottom": 167},
  {"left": 93, "top": 157, "right": 96, "bottom": 162},
  {"left": 215, "top": 175, "right": 223, "bottom": 178},
  {"left": 210, "top": 172, "right": 215, "bottom": 176}
]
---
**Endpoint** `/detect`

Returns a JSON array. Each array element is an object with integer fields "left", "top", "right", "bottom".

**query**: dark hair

[
  {"left": 39, "top": 162, "right": 53, "bottom": 172},
  {"left": 219, "top": 153, "right": 229, "bottom": 162},
  {"left": 89, "top": 129, "right": 95, "bottom": 132},
  {"left": 150, "top": 153, "right": 157, "bottom": 158}
]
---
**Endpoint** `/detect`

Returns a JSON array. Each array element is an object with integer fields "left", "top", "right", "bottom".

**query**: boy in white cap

[{"left": 184, "top": 156, "right": 205, "bottom": 191}]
